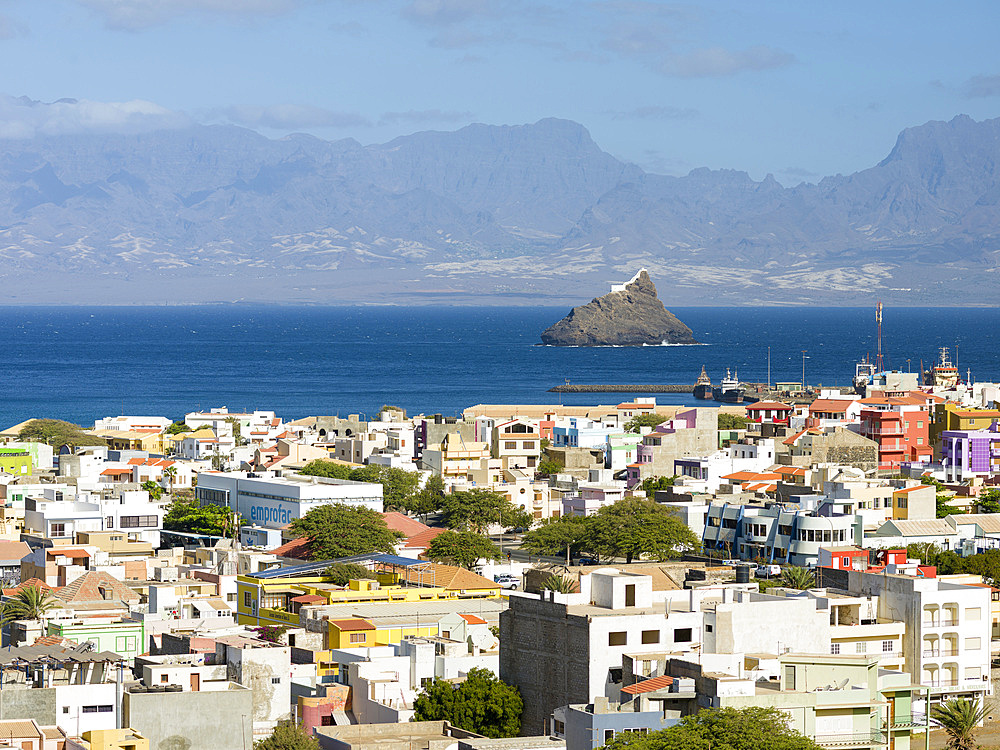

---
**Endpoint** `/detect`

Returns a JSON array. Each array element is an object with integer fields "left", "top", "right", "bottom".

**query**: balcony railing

[
  {"left": 815, "top": 731, "right": 885, "bottom": 747},
  {"left": 885, "top": 714, "right": 927, "bottom": 729},
  {"left": 923, "top": 619, "right": 958, "bottom": 627},
  {"left": 922, "top": 649, "right": 959, "bottom": 657}
]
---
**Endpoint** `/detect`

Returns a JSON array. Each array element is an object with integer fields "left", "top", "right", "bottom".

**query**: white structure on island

[{"left": 610, "top": 268, "right": 646, "bottom": 293}]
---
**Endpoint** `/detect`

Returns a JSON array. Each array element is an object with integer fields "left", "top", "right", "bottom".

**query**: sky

[{"left": 1, "top": 0, "right": 999, "bottom": 184}]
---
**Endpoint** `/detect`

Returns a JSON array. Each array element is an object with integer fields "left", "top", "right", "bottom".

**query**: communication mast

[{"left": 875, "top": 302, "right": 884, "bottom": 372}]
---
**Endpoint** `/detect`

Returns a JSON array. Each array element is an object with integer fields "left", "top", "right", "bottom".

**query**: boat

[
  {"left": 853, "top": 356, "right": 875, "bottom": 395},
  {"left": 713, "top": 368, "right": 744, "bottom": 403},
  {"left": 693, "top": 366, "right": 713, "bottom": 400},
  {"left": 924, "top": 347, "right": 959, "bottom": 388}
]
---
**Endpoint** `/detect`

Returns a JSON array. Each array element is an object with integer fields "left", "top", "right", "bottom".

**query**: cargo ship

[
  {"left": 713, "top": 368, "right": 744, "bottom": 404},
  {"left": 693, "top": 366, "right": 713, "bottom": 400}
]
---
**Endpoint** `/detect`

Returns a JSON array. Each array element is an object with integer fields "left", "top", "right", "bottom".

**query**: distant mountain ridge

[{"left": 0, "top": 114, "right": 998, "bottom": 305}]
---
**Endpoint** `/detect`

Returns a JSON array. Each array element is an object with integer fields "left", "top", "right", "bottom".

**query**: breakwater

[{"left": 548, "top": 384, "right": 694, "bottom": 393}]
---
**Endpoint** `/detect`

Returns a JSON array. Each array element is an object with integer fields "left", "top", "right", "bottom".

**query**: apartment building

[{"left": 858, "top": 397, "right": 932, "bottom": 470}]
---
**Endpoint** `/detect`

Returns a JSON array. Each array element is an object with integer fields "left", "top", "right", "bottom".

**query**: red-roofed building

[
  {"left": 621, "top": 675, "right": 674, "bottom": 695},
  {"left": 859, "top": 397, "right": 932, "bottom": 470},
  {"left": 745, "top": 401, "right": 794, "bottom": 425}
]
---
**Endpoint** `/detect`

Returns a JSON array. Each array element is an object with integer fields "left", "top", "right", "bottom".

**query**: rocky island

[{"left": 540, "top": 269, "right": 697, "bottom": 346}]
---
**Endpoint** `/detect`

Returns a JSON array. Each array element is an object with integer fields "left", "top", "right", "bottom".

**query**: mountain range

[{"left": 1, "top": 113, "right": 999, "bottom": 305}]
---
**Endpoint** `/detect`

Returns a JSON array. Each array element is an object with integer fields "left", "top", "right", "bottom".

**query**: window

[
  {"left": 121, "top": 515, "right": 159, "bottom": 528},
  {"left": 882, "top": 640, "right": 893, "bottom": 652},
  {"left": 106, "top": 516, "right": 114, "bottom": 527},
  {"left": 160, "top": 674, "right": 169, "bottom": 683},
  {"left": 966, "top": 607, "right": 981, "bottom": 621},
  {"left": 918, "top": 421, "right": 924, "bottom": 428},
  {"left": 50, "top": 523, "right": 66, "bottom": 536},
  {"left": 271, "top": 677, "right": 281, "bottom": 684},
  {"left": 349, "top": 632, "right": 366, "bottom": 644},
  {"left": 554, "top": 720, "right": 565, "bottom": 734},
  {"left": 641, "top": 630, "right": 660, "bottom": 644},
  {"left": 784, "top": 665, "right": 796, "bottom": 691},
  {"left": 609, "top": 632, "right": 627, "bottom": 646},
  {"left": 63, "top": 707, "right": 69, "bottom": 714},
  {"left": 830, "top": 643, "right": 840, "bottom": 654},
  {"left": 244, "top": 592, "right": 252, "bottom": 608},
  {"left": 82, "top": 706, "right": 113, "bottom": 714},
  {"left": 965, "top": 637, "right": 981, "bottom": 650},
  {"left": 673, "top": 628, "right": 692, "bottom": 643},
  {"left": 965, "top": 666, "right": 981, "bottom": 680},
  {"left": 856, "top": 642, "right": 866, "bottom": 653},
  {"left": 504, "top": 441, "right": 517, "bottom": 450},
  {"left": 705, "top": 624, "right": 713, "bottom": 633},
  {"left": 604, "top": 730, "right": 614, "bottom": 744}
]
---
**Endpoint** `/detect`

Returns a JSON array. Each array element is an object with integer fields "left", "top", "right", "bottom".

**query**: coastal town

[{"left": 0, "top": 356, "right": 998, "bottom": 750}]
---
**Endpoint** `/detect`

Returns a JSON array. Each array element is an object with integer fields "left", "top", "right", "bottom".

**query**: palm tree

[
  {"left": 0, "top": 586, "right": 58, "bottom": 627},
  {"left": 780, "top": 566, "right": 816, "bottom": 590},
  {"left": 932, "top": 698, "right": 988, "bottom": 750},
  {"left": 162, "top": 465, "right": 178, "bottom": 496},
  {"left": 541, "top": 574, "right": 578, "bottom": 593}
]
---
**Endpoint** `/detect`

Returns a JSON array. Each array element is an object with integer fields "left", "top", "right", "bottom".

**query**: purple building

[{"left": 941, "top": 423, "right": 1000, "bottom": 481}]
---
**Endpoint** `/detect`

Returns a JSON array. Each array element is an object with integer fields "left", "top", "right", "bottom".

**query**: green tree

[
  {"left": 17, "top": 419, "right": 106, "bottom": 447},
  {"left": 520, "top": 516, "right": 588, "bottom": 564},
  {"left": 324, "top": 563, "right": 378, "bottom": 586},
  {"left": 937, "top": 494, "right": 965, "bottom": 518},
  {"left": 413, "top": 667, "right": 522, "bottom": 738},
  {"left": 141, "top": 480, "right": 163, "bottom": 501},
  {"left": 253, "top": 721, "right": 319, "bottom": 750},
  {"left": 289, "top": 503, "right": 403, "bottom": 560},
  {"left": 403, "top": 474, "right": 446, "bottom": 518},
  {"left": 299, "top": 459, "right": 353, "bottom": 480},
  {"left": 426, "top": 531, "right": 502, "bottom": 569},
  {"left": 163, "top": 500, "right": 239, "bottom": 536},
  {"left": 441, "top": 488, "right": 532, "bottom": 533},
  {"left": 541, "top": 573, "right": 578, "bottom": 593},
  {"left": 162, "top": 465, "right": 178, "bottom": 495},
  {"left": 347, "top": 465, "right": 422, "bottom": 509},
  {"left": 623, "top": 413, "right": 668, "bottom": 433},
  {"left": 977, "top": 488, "right": 1000, "bottom": 514},
  {"left": 603, "top": 707, "right": 822, "bottom": 750},
  {"left": 907, "top": 542, "right": 941, "bottom": 565},
  {"left": 780, "top": 566, "right": 815, "bottom": 590},
  {"left": 226, "top": 416, "right": 245, "bottom": 447},
  {"left": 536, "top": 459, "right": 564, "bottom": 476},
  {"left": 961, "top": 548, "right": 1000, "bottom": 586},
  {"left": 718, "top": 413, "right": 749, "bottom": 430},
  {"left": 931, "top": 697, "right": 988, "bottom": 750},
  {"left": 586, "top": 498, "right": 698, "bottom": 563},
  {"left": 165, "top": 421, "right": 190, "bottom": 435},
  {"left": 640, "top": 475, "right": 677, "bottom": 499},
  {"left": 0, "top": 586, "right": 58, "bottom": 626}
]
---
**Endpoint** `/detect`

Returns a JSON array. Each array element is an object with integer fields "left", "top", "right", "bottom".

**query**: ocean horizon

[{"left": 5, "top": 305, "right": 997, "bottom": 430}]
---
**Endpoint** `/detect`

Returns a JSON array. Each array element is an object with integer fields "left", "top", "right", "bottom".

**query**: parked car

[
  {"left": 721, "top": 558, "right": 740, "bottom": 567},
  {"left": 494, "top": 574, "right": 520, "bottom": 590},
  {"left": 574, "top": 556, "right": 599, "bottom": 566},
  {"left": 755, "top": 564, "right": 782, "bottom": 578}
]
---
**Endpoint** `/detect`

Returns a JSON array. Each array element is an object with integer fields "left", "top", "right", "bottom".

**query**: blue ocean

[{"left": 3, "top": 306, "right": 998, "bottom": 428}]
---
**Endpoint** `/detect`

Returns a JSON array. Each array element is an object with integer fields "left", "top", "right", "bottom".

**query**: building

[
  {"left": 490, "top": 420, "right": 541, "bottom": 470},
  {"left": 196, "top": 471, "right": 383, "bottom": 529},
  {"left": 858, "top": 397, "right": 932, "bottom": 470},
  {"left": 939, "top": 426, "right": 1000, "bottom": 482},
  {"left": 500, "top": 570, "right": 703, "bottom": 734}
]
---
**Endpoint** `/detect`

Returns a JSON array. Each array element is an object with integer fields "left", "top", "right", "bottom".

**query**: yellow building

[
  {"left": 931, "top": 403, "right": 1000, "bottom": 443},
  {"left": 75, "top": 728, "right": 149, "bottom": 750},
  {"left": 890, "top": 484, "right": 935, "bottom": 520},
  {"left": 236, "top": 561, "right": 501, "bottom": 628}
]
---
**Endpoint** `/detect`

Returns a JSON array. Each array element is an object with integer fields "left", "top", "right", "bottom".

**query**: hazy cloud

[
  {"left": 608, "top": 105, "right": 698, "bottom": 120},
  {"left": 0, "top": 95, "right": 191, "bottom": 138},
  {"left": 379, "top": 109, "right": 474, "bottom": 125},
  {"left": 0, "top": 13, "right": 28, "bottom": 39},
  {"left": 218, "top": 104, "right": 370, "bottom": 130},
  {"left": 401, "top": 0, "right": 495, "bottom": 26},
  {"left": 75, "top": 0, "right": 305, "bottom": 31},
  {"left": 964, "top": 74, "right": 1000, "bottom": 98},
  {"left": 329, "top": 21, "right": 367, "bottom": 37},
  {"left": 664, "top": 45, "right": 795, "bottom": 77},
  {"left": 428, "top": 28, "right": 487, "bottom": 49}
]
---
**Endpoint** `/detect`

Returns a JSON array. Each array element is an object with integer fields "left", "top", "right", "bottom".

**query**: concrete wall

[
  {"left": 0, "top": 687, "right": 57, "bottom": 726},
  {"left": 124, "top": 687, "right": 253, "bottom": 750},
  {"left": 500, "top": 596, "right": 591, "bottom": 736}
]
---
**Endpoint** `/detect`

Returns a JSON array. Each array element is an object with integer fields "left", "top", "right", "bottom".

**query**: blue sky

[{"left": 1, "top": 0, "right": 998, "bottom": 183}]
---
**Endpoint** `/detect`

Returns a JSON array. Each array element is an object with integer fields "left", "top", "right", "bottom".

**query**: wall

[{"left": 123, "top": 687, "right": 253, "bottom": 750}]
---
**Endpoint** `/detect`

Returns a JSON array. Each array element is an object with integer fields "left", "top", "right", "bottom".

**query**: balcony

[
  {"left": 814, "top": 731, "right": 885, "bottom": 747},
  {"left": 922, "top": 649, "right": 958, "bottom": 658},
  {"left": 885, "top": 714, "right": 927, "bottom": 730}
]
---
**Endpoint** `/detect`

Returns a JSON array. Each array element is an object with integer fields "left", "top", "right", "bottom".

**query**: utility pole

[
  {"left": 801, "top": 351, "right": 807, "bottom": 391},
  {"left": 767, "top": 347, "right": 771, "bottom": 391}
]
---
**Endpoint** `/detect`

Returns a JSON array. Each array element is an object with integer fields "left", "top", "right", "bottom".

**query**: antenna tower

[{"left": 875, "top": 302, "right": 884, "bottom": 372}]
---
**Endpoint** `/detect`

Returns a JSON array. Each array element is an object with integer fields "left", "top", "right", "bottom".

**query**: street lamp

[{"left": 801, "top": 351, "right": 808, "bottom": 392}]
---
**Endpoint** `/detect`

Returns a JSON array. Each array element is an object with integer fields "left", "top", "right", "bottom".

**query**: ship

[
  {"left": 924, "top": 347, "right": 959, "bottom": 388},
  {"left": 853, "top": 356, "right": 875, "bottom": 395},
  {"left": 693, "top": 365, "right": 713, "bottom": 400},
  {"left": 713, "top": 368, "right": 745, "bottom": 403}
]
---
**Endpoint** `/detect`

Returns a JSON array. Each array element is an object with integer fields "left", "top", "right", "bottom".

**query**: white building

[
  {"left": 93, "top": 416, "right": 172, "bottom": 432},
  {"left": 195, "top": 470, "right": 383, "bottom": 529}
]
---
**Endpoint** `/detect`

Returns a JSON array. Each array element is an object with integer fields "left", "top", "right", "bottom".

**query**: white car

[
  {"left": 494, "top": 574, "right": 520, "bottom": 590},
  {"left": 755, "top": 564, "right": 781, "bottom": 578}
]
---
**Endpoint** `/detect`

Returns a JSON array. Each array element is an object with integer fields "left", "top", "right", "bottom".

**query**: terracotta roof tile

[
  {"left": 459, "top": 614, "right": 487, "bottom": 625},
  {"left": 329, "top": 618, "right": 376, "bottom": 631},
  {"left": 622, "top": 675, "right": 674, "bottom": 694}
]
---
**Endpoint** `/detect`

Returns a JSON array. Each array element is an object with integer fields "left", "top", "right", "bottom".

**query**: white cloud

[
  {"left": 0, "top": 95, "right": 191, "bottom": 138},
  {"left": 401, "top": 0, "right": 496, "bottom": 26},
  {"left": 217, "top": 104, "right": 370, "bottom": 130},
  {"left": 379, "top": 109, "right": 474, "bottom": 125},
  {"left": 74, "top": 0, "right": 305, "bottom": 31},
  {"left": 664, "top": 45, "right": 794, "bottom": 77}
]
